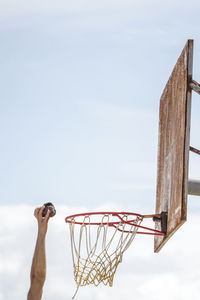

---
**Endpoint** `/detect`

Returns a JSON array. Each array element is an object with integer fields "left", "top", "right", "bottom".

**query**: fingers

[
  {"left": 34, "top": 205, "right": 51, "bottom": 236},
  {"left": 44, "top": 208, "right": 51, "bottom": 222},
  {"left": 34, "top": 206, "right": 51, "bottom": 223},
  {"left": 34, "top": 207, "right": 42, "bottom": 218},
  {"left": 39, "top": 206, "right": 45, "bottom": 219},
  {"left": 34, "top": 206, "right": 45, "bottom": 221}
]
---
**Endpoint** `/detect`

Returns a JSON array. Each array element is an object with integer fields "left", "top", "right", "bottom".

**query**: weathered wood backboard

[{"left": 154, "top": 40, "right": 193, "bottom": 253}]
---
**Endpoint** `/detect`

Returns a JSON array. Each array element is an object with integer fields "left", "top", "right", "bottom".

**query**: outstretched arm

[{"left": 27, "top": 206, "right": 50, "bottom": 300}]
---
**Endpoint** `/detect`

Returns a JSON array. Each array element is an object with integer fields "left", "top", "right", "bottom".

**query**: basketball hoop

[{"left": 65, "top": 211, "right": 166, "bottom": 298}]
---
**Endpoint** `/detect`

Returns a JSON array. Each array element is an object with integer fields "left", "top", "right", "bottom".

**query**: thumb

[{"left": 44, "top": 209, "right": 51, "bottom": 222}]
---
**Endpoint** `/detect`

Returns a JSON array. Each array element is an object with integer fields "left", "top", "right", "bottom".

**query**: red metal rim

[
  {"left": 65, "top": 211, "right": 165, "bottom": 236},
  {"left": 65, "top": 211, "right": 143, "bottom": 225}
]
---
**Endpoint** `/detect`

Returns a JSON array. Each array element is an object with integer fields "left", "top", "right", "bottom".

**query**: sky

[{"left": 1, "top": 0, "right": 200, "bottom": 299}]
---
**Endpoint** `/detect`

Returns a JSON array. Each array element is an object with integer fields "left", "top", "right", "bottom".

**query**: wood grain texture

[{"left": 154, "top": 40, "right": 193, "bottom": 252}]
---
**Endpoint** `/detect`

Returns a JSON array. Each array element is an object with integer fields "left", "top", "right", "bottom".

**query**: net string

[{"left": 69, "top": 213, "right": 143, "bottom": 298}]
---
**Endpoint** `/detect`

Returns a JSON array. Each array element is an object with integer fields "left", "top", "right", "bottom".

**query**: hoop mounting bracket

[
  {"left": 189, "top": 79, "right": 200, "bottom": 95},
  {"left": 153, "top": 212, "right": 167, "bottom": 235},
  {"left": 190, "top": 146, "right": 200, "bottom": 156}
]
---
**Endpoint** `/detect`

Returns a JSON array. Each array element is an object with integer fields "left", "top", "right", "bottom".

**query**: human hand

[{"left": 34, "top": 206, "right": 51, "bottom": 237}]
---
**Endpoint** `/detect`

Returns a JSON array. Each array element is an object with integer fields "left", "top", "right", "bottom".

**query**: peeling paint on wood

[{"left": 154, "top": 40, "right": 193, "bottom": 253}]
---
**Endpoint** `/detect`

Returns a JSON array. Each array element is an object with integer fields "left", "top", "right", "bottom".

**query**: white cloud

[{"left": 1, "top": 204, "right": 200, "bottom": 299}]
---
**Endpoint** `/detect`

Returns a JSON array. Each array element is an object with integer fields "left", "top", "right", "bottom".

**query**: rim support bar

[
  {"left": 190, "top": 146, "right": 200, "bottom": 155},
  {"left": 153, "top": 212, "right": 167, "bottom": 234},
  {"left": 188, "top": 179, "right": 200, "bottom": 196},
  {"left": 190, "top": 79, "right": 200, "bottom": 94}
]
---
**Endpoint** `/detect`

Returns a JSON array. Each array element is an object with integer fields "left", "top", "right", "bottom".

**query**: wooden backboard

[{"left": 154, "top": 40, "right": 193, "bottom": 253}]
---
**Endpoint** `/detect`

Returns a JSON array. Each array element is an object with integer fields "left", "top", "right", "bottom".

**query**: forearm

[
  {"left": 30, "top": 232, "right": 46, "bottom": 282},
  {"left": 28, "top": 206, "right": 51, "bottom": 300},
  {"left": 27, "top": 233, "right": 47, "bottom": 300}
]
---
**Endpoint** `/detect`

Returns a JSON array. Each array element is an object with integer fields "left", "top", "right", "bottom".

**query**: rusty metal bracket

[
  {"left": 188, "top": 179, "right": 200, "bottom": 196},
  {"left": 189, "top": 79, "right": 200, "bottom": 94},
  {"left": 153, "top": 212, "right": 167, "bottom": 235},
  {"left": 190, "top": 146, "right": 200, "bottom": 155}
]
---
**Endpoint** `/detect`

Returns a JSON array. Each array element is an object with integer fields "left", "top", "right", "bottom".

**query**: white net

[{"left": 67, "top": 212, "right": 143, "bottom": 298}]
